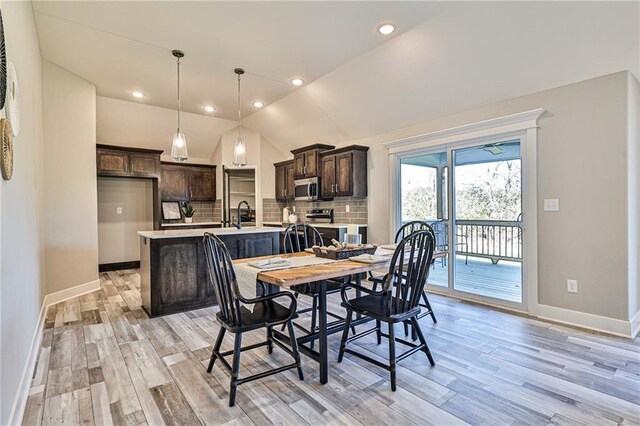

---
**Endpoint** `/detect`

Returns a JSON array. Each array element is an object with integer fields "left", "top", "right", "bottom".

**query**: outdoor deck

[{"left": 428, "top": 255, "right": 522, "bottom": 303}]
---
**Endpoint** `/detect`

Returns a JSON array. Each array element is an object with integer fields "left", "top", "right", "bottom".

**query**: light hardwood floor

[{"left": 22, "top": 269, "right": 640, "bottom": 425}]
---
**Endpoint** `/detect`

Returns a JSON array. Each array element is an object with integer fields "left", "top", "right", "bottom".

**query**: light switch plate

[
  {"left": 116, "top": 207, "right": 123, "bottom": 215},
  {"left": 345, "top": 204, "right": 350, "bottom": 213},
  {"left": 567, "top": 279, "right": 578, "bottom": 293},
  {"left": 544, "top": 199, "right": 559, "bottom": 211}
]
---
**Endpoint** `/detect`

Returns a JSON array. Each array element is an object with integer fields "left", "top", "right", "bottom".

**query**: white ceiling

[
  {"left": 96, "top": 96, "right": 237, "bottom": 161},
  {"left": 34, "top": 1, "right": 639, "bottom": 156},
  {"left": 33, "top": 1, "right": 441, "bottom": 120},
  {"left": 243, "top": 1, "right": 640, "bottom": 148}
]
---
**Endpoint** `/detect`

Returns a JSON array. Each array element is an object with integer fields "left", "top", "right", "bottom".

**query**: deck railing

[{"left": 455, "top": 220, "right": 522, "bottom": 263}]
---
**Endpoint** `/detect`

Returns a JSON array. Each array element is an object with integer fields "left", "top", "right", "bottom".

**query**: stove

[{"left": 305, "top": 208, "right": 333, "bottom": 224}]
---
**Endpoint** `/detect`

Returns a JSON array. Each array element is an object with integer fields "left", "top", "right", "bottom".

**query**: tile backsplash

[
  {"left": 263, "top": 197, "right": 367, "bottom": 224},
  {"left": 191, "top": 200, "right": 222, "bottom": 222},
  {"left": 163, "top": 200, "right": 222, "bottom": 224}
]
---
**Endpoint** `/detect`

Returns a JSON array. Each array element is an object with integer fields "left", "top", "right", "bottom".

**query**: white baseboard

[
  {"left": 43, "top": 279, "right": 100, "bottom": 307},
  {"left": 7, "top": 302, "right": 47, "bottom": 426},
  {"left": 8, "top": 279, "right": 101, "bottom": 426},
  {"left": 631, "top": 309, "right": 640, "bottom": 339},
  {"left": 537, "top": 304, "right": 636, "bottom": 338}
]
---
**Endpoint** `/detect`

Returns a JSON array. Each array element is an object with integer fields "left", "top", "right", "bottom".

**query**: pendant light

[
  {"left": 233, "top": 67, "right": 247, "bottom": 166},
  {"left": 170, "top": 49, "right": 188, "bottom": 162}
]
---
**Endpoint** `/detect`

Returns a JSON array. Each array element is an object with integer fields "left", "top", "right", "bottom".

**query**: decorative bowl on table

[{"left": 312, "top": 245, "right": 377, "bottom": 260}]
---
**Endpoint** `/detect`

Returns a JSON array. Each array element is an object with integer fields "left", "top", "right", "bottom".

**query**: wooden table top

[{"left": 233, "top": 252, "right": 393, "bottom": 288}]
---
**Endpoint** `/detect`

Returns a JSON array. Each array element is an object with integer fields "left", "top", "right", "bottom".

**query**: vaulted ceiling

[{"left": 33, "top": 1, "right": 639, "bottom": 158}]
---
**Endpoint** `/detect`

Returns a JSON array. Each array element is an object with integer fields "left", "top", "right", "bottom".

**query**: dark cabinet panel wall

[
  {"left": 320, "top": 155, "right": 336, "bottom": 197},
  {"left": 96, "top": 144, "right": 163, "bottom": 231},
  {"left": 96, "top": 145, "right": 162, "bottom": 179},
  {"left": 189, "top": 167, "right": 216, "bottom": 201},
  {"left": 161, "top": 165, "right": 189, "bottom": 200},
  {"left": 140, "top": 231, "right": 280, "bottom": 317},
  {"left": 319, "top": 145, "right": 368, "bottom": 199},
  {"left": 276, "top": 144, "right": 368, "bottom": 200},
  {"left": 275, "top": 160, "right": 295, "bottom": 202},
  {"left": 129, "top": 153, "right": 160, "bottom": 177},
  {"left": 160, "top": 162, "right": 216, "bottom": 202},
  {"left": 291, "top": 144, "right": 335, "bottom": 179}
]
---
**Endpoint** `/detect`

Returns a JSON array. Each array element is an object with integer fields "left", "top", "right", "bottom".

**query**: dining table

[{"left": 233, "top": 251, "right": 397, "bottom": 384}]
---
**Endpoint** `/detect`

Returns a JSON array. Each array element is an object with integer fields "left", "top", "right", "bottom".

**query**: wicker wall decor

[
  {"left": 1, "top": 118, "right": 13, "bottom": 180},
  {"left": 0, "top": 11, "right": 6, "bottom": 110},
  {"left": 7, "top": 61, "right": 19, "bottom": 136}
]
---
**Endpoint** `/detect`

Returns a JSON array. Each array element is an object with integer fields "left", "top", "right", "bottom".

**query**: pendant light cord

[
  {"left": 237, "top": 72, "right": 242, "bottom": 138},
  {"left": 177, "top": 56, "right": 181, "bottom": 132}
]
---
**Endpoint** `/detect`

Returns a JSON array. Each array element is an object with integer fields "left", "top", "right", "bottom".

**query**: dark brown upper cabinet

[
  {"left": 161, "top": 164, "right": 189, "bottom": 200},
  {"left": 291, "top": 144, "right": 334, "bottom": 179},
  {"left": 160, "top": 162, "right": 216, "bottom": 201},
  {"left": 96, "top": 145, "right": 162, "bottom": 178},
  {"left": 274, "top": 160, "right": 295, "bottom": 202},
  {"left": 189, "top": 166, "right": 216, "bottom": 201},
  {"left": 319, "top": 145, "right": 368, "bottom": 199}
]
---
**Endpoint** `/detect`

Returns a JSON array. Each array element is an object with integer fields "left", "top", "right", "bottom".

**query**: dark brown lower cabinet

[{"left": 140, "top": 231, "right": 280, "bottom": 317}]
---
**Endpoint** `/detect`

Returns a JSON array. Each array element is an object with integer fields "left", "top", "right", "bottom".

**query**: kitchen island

[{"left": 138, "top": 227, "right": 281, "bottom": 317}]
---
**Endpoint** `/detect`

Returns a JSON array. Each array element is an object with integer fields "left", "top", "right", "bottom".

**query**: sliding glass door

[
  {"left": 398, "top": 139, "right": 524, "bottom": 307},
  {"left": 400, "top": 151, "right": 448, "bottom": 288}
]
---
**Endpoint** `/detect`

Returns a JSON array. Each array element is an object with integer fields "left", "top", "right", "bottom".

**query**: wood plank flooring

[{"left": 22, "top": 269, "right": 640, "bottom": 425}]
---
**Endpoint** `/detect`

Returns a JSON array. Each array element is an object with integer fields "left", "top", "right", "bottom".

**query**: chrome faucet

[{"left": 234, "top": 200, "right": 251, "bottom": 229}]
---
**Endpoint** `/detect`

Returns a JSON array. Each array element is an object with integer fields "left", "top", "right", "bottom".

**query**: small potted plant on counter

[{"left": 182, "top": 204, "right": 195, "bottom": 223}]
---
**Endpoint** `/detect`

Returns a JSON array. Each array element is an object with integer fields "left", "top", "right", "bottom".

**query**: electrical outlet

[
  {"left": 116, "top": 207, "right": 123, "bottom": 215},
  {"left": 567, "top": 279, "right": 578, "bottom": 293},
  {"left": 345, "top": 204, "right": 350, "bottom": 213},
  {"left": 544, "top": 199, "right": 559, "bottom": 211}
]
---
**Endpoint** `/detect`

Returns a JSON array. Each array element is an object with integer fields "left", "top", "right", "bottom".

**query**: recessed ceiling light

[
  {"left": 132, "top": 91, "right": 145, "bottom": 98},
  {"left": 378, "top": 24, "right": 395, "bottom": 35},
  {"left": 253, "top": 101, "right": 264, "bottom": 108},
  {"left": 204, "top": 106, "right": 215, "bottom": 113},
  {"left": 291, "top": 78, "right": 304, "bottom": 86}
]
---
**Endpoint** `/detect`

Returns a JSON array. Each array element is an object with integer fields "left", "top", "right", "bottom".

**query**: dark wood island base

[{"left": 139, "top": 228, "right": 280, "bottom": 317}]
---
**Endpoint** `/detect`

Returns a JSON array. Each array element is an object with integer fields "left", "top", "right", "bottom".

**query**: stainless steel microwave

[{"left": 294, "top": 177, "right": 320, "bottom": 201}]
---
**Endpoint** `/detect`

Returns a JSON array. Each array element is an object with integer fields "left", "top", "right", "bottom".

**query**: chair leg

[
  {"left": 375, "top": 320, "right": 382, "bottom": 344},
  {"left": 388, "top": 323, "right": 397, "bottom": 392},
  {"left": 308, "top": 295, "right": 318, "bottom": 350},
  {"left": 337, "top": 309, "right": 353, "bottom": 363},
  {"left": 286, "top": 320, "right": 304, "bottom": 381},
  {"left": 421, "top": 291, "right": 437, "bottom": 323},
  {"left": 403, "top": 321, "right": 410, "bottom": 337},
  {"left": 282, "top": 293, "right": 299, "bottom": 331},
  {"left": 228, "top": 333, "right": 243, "bottom": 407},
  {"left": 207, "top": 327, "right": 226, "bottom": 373},
  {"left": 411, "top": 317, "right": 435, "bottom": 366},
  {"left": 267, "top": 326, "right": 273, "bottom": 354}
]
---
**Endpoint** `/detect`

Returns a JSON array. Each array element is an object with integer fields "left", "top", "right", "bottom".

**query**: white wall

[
  {"left": 97, "top": 96, "right": 236, "bottom": 162},
  {"left": 628, "top": 74, "right": 640, "bottom": 321},
  {"left": 97, "top": 178, "right": 153, "bottom": 264},
  {"left": 43, "top": 60, "right": 99, "bottom": 294},
  {"left": 330, "top": 71, "right": 632, "bottom": 323},
  {"left": 0, "top": 1, "right": 44, "bottom": 423}
]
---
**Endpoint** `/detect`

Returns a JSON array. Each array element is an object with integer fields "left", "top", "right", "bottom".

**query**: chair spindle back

[
  {"left": 283, "top": 224, "right": 324, "bottom": 253},
  {"left": 383, "top": 230, "right": 435, "bottom": 315},
  {"left": 203, "top": 233, "right": 243, "bottom": 326},
  {"left": 395, "top": 221, "right": 435, "bottom": 243}
]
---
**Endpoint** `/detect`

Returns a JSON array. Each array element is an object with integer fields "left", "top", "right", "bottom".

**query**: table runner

[{"left": 235, "top": 256, "right": 339, "bottom": 311}]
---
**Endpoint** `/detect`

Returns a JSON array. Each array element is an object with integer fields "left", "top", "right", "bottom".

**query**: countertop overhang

[
  {"left": 138, "top": 226, "right": 283, "bottom": 239},
  {"left": 263, "top": 222, "right": 367, "bottom": 229}
]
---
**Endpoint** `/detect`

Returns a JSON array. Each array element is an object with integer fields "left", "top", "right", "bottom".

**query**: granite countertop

[
  {"left": 160, "top": 221, "right": 221, "bottom": 227},
  {"left": 262, "top": 222, "right": 367, "bottom": 229},
  {"left": 138, "top": 226, "right": 283, "bottom": 239}
]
